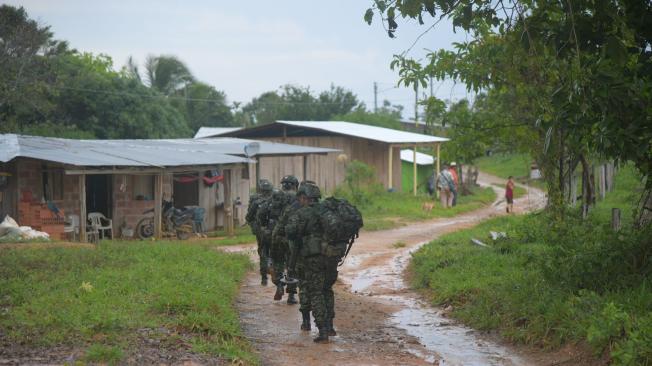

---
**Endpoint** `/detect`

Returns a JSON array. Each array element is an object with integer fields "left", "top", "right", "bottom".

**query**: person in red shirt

[
  {"left": 505, "top": 176, "right": 515, "bottom": 213},
  {"left": 448, "top": 162, "right": 459, "bottom": 206}
]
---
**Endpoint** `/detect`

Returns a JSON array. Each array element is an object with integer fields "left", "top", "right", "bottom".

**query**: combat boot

[
  {"left": 313, "top": 326, "right": 329, "bottom": 343},
  {"left": 286, "top": 293, "right": 297, "bottom": 305},
  {"left": 300, "top": 311, "right": 311, "bottom": 331},
  {"left": 327, "top": 319, "right": 337, "bottom": 336},
  {"left": 274, "top": 285, "right": 284, "bottom": 301},
  {"left": 261, "top": 274, "right": 268, "bottom": 286}
]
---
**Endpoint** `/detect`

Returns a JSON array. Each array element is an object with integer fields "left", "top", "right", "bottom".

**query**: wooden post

[
  {"left": 387, "top": 145, "right": 393, "bottom": 190},
  {"left": 256, "top": 157, "right": 261, "bottom": 190},
  {"left": 153, "top": 172, "right": 163, "bottom": 239},
  {"left": 302, "top": 155, "right": 308, "bottom": 182},
  {"left": 435, "top": 143, "right": 441, "bottom": 199},
  {"left": 612, "top": 208, "right": 621, "bottom": 232},
  {"left": 79, "top": 174, "right": 86, "bottom": 242},
  {"left": 413, "top": 145, "right": 417, "bottom": 196},
  {"left": 224, "top": 169, "right": 234, "bottom": 236}
]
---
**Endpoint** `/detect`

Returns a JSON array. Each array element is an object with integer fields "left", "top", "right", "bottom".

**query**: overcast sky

[{"left": 8, "top": 0, "right": 472, "bottom": 120}]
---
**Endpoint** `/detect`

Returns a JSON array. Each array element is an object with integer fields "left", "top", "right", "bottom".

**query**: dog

[{"left": 422, "top": 201, "right": 435, "bottom": 212}]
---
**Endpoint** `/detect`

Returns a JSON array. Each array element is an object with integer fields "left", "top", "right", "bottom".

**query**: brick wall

[{"left": 112, "top": 174, "right": 172, "bottom": 237}]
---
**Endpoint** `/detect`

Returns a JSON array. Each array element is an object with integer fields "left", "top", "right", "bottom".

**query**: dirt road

[{"left": 235, "top": 173, "right": 556, "bottom": 366}]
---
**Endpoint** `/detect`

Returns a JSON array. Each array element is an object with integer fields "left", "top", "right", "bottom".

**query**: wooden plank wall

[{"left": 248, "top": 136, "right": 402, "bottom": 193}]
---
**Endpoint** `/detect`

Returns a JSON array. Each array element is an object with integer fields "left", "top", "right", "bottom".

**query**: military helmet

[
  {"left": 281, "top": 175, "right": 299, "bottom": 190},
  {"left": 258, "top": 179, "right": 273, "bottom": 192},
  {"left": 297, "top": 182, "right": 321, "bottom": 199}
]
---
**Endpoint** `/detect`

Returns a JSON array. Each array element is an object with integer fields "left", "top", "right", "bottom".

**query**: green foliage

[
  {"left": 0, "top": 241, "right": 255, "bottom": 363},
  {"left": 340, "top": 160, "right": 383, "bottom": 205},
  {"left": 410, "top": 166, "right": 652, "bottom": 364},
  {"left": 242, "top": 84, "right": 361, "bottom": 125},
  {"left": 84, "top": 344, "right": 124, "bottom": 365}
]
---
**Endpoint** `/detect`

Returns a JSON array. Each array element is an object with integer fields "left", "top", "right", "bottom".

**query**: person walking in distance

[
  {"left": 449, "top": 162, "right": 459, "bottom": 206},
  {"left": 437, "top": 164, "right": 455, "bottom": 208},
  {"left": 505, "top": 176, "right": 515, "bottom": 213}
]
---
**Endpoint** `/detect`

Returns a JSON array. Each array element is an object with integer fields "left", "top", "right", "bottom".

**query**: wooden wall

[{"left": 248, "top": 136, "right": 402, "bottom": 193}]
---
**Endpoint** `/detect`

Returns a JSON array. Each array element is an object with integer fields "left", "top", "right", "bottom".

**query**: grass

[
  {"left": 475, "top": 153, "right": 546, "bottom": 190},
  {"left": 409, "top": 165, "right": 652, "bottom": 364},
  {"left": 0, "top": 241, "right": 257, "bottom": 365},
  {"left": 348, "top": 185, "right": 496, "bottom": 231},
  {"left": 206, "top": 225, "right": 256, "bottom": 246}
]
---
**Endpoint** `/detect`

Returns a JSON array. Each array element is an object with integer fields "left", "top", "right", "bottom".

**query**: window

[
  {"left": 133, "top": 175, "right": 154, "bottom": 200},
  {"left": 42, "top": 170, "right": 64, "bottom": 201}
]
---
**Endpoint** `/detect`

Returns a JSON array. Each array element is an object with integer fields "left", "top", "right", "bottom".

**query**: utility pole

[
  {"left": 429, "top": 76, "right": 434, "bottom": 98},
  {"left": 373, "top": 82, "right": 378, "bottom": 113}
]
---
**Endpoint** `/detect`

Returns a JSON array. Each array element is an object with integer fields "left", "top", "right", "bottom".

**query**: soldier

[
  {"left": 286, "top": 182, "right": 338, "bottom": 343},
  {"left": 245, "top": 179, "right": 274, "bottom": 286},
  {"left": 259, "top": 175, "right": 299, "bottom": 304}
]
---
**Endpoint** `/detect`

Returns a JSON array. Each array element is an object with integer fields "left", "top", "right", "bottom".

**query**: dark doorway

[
  {"left": 86, "top": 175, "right": 112, "bottom": 217},
  {"left": 173, "top": 174, "right": 199, "bottom": 208}
]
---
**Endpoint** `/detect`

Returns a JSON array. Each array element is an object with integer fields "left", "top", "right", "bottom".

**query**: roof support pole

[
  {"left": 413, "top": 145, "right": 418, "bottom": 196},
  {"left": 435, "top": 143, "right": 441, "bottom": 199},
  {"left": 224, "top": 169, "right": 234, "bottom": 236},
  {"left": 79, "top": 174, "right": 86, "bottom": 242},
  {"left": 153, "top": 172, "right": 163, "bottom": 239},
  {"left": 255, "top": 158, "right": 261, "bottom": 190},
  {"left": 302, "top": 155, "right": 308, "bottom": 182},
  {"left": 388, "top": 144, "right": 394, "bottom": 190}
]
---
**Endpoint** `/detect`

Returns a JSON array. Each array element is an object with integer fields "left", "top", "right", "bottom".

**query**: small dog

[{"left": 422, "top": 201, "right": 435, "bottom": 212}]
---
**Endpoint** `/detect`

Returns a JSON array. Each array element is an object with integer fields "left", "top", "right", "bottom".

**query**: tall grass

[{"left": 410, "top": 165, "right": 652, "bottom": 365}]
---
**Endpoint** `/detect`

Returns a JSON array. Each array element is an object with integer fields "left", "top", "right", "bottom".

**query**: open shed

[
  {"left": 197, "top": 121, "right": 449, "bottom": 194},
  {"left": 0, "top": 134, "right": 333, "bottom": 241}
]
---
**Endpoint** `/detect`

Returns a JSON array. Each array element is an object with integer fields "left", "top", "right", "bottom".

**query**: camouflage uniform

[
  {"left": 286, "top": 183, "right": 337, "bottom": 342},
  {"left": 245, "top": 179, "right": 273, "bottom": 285},
  {"left": 258, "top": 189, "right": 298, "bottom": 298}
]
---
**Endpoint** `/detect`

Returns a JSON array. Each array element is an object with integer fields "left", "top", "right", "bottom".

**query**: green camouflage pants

[
  {"left": 296, "top": 260, "right": 311, "bottom": 312},
  {"left": 257, "top": 237, "right": 270, "bottom": 277},
  {"left": 271, "top": 255, "right": 297, "bottom": 294},
  {"left": 303, "top": 255, "right": 339, "bottom": 327}
]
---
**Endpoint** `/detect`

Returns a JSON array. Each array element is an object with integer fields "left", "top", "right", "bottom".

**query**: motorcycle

[{"left": 136, "top": 200, "right": 195, "bottom": 240}]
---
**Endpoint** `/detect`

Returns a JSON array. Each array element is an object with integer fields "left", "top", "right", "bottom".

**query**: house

[
  {"left": 0, "top": 134, "right": 333, "bottom": 241},
  {"left": 196, "top": 121, "right": 449, "bottom": 194}
]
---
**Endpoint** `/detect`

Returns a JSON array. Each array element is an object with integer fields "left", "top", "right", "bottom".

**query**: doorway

[
  {"left": 86, "top": 175, "right": 112, "bottom": 218},
  {"left": 173, "top": 173, "right": 199, "bottom": 208}
]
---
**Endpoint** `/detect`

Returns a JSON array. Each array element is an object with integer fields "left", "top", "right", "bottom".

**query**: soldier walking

[
  {"left": 286, "top": 182, "right": 338, "bottom": 343},
  {"left": 245, "top": 179, "right": 274, "bottom": 286},
  {"left": 258, "top": 175, "right": 299, "bottom": 304}
]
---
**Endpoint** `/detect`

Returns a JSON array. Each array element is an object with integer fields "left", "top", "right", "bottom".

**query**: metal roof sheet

[
  {"left": 400, "top": 149, "right": 435, "bottom": 165},
  {"left": 194, "top": 127, "right": 242, "bottom": 139},
  {"left": 0, "top": 134, "right": 336, "bottom": 168},
  {"left": 276, "top": 121, "right": 449, "bottom": 144}
]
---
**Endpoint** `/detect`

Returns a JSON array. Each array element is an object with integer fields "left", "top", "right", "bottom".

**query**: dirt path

[{"left": 235, "top": 173, "right": 550, "bottom": 366}]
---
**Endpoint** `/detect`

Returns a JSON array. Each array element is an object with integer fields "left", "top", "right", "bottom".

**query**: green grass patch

[
  {"left": 338, "top": 185, "right": 496, "bottom": 231},
  {"left": 205, "top": 225, "right": 256, "bottom": 246},
  {"left": 0, "top": 241, "right": 256, "bottom": 364},
  {"left": 476, "top": 153, "right": 545, "bottom": 190},
  {"left": 410, "top": 165, "right": 652, "bottom": 364}
]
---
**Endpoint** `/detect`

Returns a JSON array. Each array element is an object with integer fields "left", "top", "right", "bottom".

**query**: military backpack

[{"left": 317, "top": 197, "right": 363, "bottom": 264}]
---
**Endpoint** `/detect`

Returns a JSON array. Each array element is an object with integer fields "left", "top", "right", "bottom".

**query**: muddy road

[{"left": 236, "top": 173, "right": 550, "bottom": 366}]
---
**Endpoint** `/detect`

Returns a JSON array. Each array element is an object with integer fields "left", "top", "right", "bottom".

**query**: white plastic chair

[
  {"left": 64, "top": 214, "right": 80, "bottom": 241},
  {"left": 88, "top": 212, "right": 113, "bottom": 239}
]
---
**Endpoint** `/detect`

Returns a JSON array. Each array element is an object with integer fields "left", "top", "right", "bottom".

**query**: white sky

[{"left": 8, "top": 0, "right": 473, "bottom": 120}]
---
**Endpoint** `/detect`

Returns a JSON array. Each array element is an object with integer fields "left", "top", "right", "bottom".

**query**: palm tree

[{"left": 144, "top": 55, "right": 194, "bottom": 95}]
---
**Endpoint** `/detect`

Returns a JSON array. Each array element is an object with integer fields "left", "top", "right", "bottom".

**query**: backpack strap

[{"left": 338, "top": 233, "right": 358, "bottom": 267}]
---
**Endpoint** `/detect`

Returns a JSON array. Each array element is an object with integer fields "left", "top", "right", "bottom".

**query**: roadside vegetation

[
  {"left": 0, "top": 241, "right": 256, "bottom": 365},
  {"left": 410, "top": 166, "right": 651, "bottom": 364},
  {"left": 335, "top": 161, "right": 496, "bottom": 231}
]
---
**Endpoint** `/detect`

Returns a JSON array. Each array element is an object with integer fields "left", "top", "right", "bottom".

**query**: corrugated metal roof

[
  {"left": 194, "top": 127, "right": 242, "bottom": 139},
  {"left": 0, "top": 134, "right": 337, "bottom": 168},
  {"left": 400, "top": 149, "right": 435, "bottom": 165},
  {"left": 277, "top": 121, "right": 449, "bottom": 144}
]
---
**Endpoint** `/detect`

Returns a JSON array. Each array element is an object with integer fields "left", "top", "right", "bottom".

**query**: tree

[
  {"left": 242, "top": 84, "right": 361, "bottom": 125},
  {"left": 176, "top": 82, "right": 236, "bottom": 131},
  {"left": 332, "top": 100, "right": 403, "bottom": 129},
  {"left": 143, "top": 55, "right": 194, "bottom": 96},
  {"left": 366, "top": 0, "right": 652, "bottom": 217}
]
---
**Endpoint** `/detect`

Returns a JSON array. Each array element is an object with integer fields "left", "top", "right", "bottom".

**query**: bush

[{"left": 336, "top": 160, "right": 383, "bottom": 205}]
